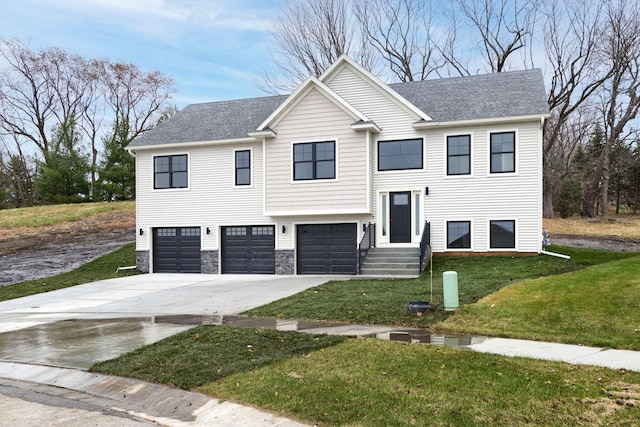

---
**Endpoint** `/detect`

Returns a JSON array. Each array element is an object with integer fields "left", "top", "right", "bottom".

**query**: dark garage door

[
  {"left": 297, "top": 223, "right": 357, "bottom": 274},
  {"left": 153, "top": 227, "right": 201, "bottom": 273},
  {"left": 221, "top": 226, "right": 275, "bottom": 274}
]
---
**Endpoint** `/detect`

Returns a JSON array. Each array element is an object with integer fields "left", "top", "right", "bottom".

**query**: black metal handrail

[
  {"left": 419, "top": 221, "right": 431, "bottom": 273},
  {"left": 358, "top": 222, "right": 376, "bottom": 274}
]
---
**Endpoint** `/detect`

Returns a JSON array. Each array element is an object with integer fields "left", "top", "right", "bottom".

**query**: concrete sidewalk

[
  {"left": 467, "top": 337, "right": 640, "bottom": 371},
  {"left": 312, "top": 323, "right": 640, "bottom": 373},
  {"left": 345, "top": 325, "right": 640, "bottom": 372}
]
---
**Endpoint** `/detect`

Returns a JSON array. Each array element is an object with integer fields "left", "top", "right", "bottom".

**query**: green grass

[
  {"left": 90, "top": 325, "right": 346, "bottom": 389},
  {"left": 437, "top": 254, "right": 640, "bottom": 350},
  {"left": 0, "top": 243, "right": 137, "bottom": 302},
  {"left": 201, "top": 339, "right": 640, "bottom": 426},
  {"left": 244, "top": 246, "right": 635, "bottom": 329},
  {"left": 0, "top": 201, "right": 134, "bottom": 228},
  {"left": 80, "top": 244, "right": 640, "bottom": 425}
]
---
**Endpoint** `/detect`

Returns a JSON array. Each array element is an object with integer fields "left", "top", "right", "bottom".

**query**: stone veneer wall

[
  {"left": 201, "top": 250, "right": 219, "bottom": 274},
  {"left": 275, "top": 250, "right": 295, "bottom": 275},
  {"left": 136, "top": 251, "right": 150, "bottom": 273}
]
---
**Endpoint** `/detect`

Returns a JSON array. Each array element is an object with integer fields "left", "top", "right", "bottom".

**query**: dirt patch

[
  {"left": 549, "top": 234, "right": 640, "bottom": 253},
  {"left": 577, "top": 382, "right": 640, "bottom": 425},
  {"left": 0, "top": 210, "right": 135, "bottom": 287}
]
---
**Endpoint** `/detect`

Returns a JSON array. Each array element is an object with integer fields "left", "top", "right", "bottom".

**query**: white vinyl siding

[
  {"left": 264, "top": 87, "right": 368, "bottom": 214},
  {"left": 135, "top": 142, "right": 268, "bottom": 251},
  {"left": 420, "top": 121, "right": 542, "bottom": 252}
]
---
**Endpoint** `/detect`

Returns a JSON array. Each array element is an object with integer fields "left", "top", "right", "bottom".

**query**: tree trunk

[
  {"left": 601, "top": 142, "right": 611, "bottom": 218},
  {"left": 543, "top": 175, "right": 555, "bottom": 218}
]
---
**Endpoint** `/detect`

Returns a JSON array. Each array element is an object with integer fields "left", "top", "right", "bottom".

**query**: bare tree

[
  {"left": 440, "top": 0, "right": 539, "bottom": 76},
  {"left": 90, "top": 60, "right": 174, "bottom": 144},
  {"left": 0, "top": 134, "right": 36, "bottom": 207},
  {"left": 353, "top": 0, "right": 444, "bottom": 81},
  {"left": 0, "top": 39, "right": 90, "bottom": 159},
  {"left": 583, "top": 0, "right": 640, "bottom": 218},
  {"left": 0, "top": 39, "right": 175, "bottom": 203},
  {"left": 540, "top": 0, "right": 609, "bottom": 217},
  {"left": 261, "top": 0, "right": 377, "bottom": 93}
]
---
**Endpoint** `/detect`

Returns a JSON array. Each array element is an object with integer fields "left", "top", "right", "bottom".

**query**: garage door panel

[
  {"left": 221, "top": 226, "right": 275, "bottom": 274},
  {"left": 153, "top": 227, "right": 201, "bottom": 273},
  {"left": 297, "top": 223, "right": 356, "bottom": 275}
]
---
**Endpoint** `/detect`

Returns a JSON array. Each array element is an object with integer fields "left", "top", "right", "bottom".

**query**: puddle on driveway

[
  {"left": 0, "top": 318, "right": 198, "bottom": 369},
  {"left": 0, "top": 315, "right": 486, "bottom": 370}
]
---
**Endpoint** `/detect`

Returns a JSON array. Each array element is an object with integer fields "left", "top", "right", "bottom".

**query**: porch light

[{"left": 282, "top": 225, "right": 287, "bottom": 234}]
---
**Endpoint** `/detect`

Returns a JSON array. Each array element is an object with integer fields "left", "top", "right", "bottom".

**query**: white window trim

[
  {"left": 233, "top": 147, "right": 254, "bottom": 188},
  {"left": 487, "top": 129, "right": 519, "bottom": 177},
  {"left": 444, "top": 219, "right": 474, "bottom": 252},
  {"left": 487, "top": 218, "right": 518, "bottom": 251},
  {"left": 151, "top": 152, "right": 191, "bottom": 192},
  {"left": 444, "top": 132, "right": 474, "bottom": 178},
  {"left": 290, "top": 138, "right": 339, "bottom": 184},
  {"left": 375, "top": 137, "right": 426, "bottom": 175}
]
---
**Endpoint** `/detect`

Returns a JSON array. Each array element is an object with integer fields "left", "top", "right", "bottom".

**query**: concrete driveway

[{"left": 0, "top": 274, "right": 336, "bottom": 368}]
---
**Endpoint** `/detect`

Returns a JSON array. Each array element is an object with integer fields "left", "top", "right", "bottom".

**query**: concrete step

[
  {"left": 360, "top": 268, "right": 420, "bottom": 276},
  {"left": 366, "top": 248, "right": 419, "bottom": 254},
  {"left": 365, "top": 255, "right": 418, "bottom": 262},
  {"left": 362, "top": 262, "right": 419, "bottom": 269},
  {"left": 360, "top": 247, "right": 421, "bottom": 276}
]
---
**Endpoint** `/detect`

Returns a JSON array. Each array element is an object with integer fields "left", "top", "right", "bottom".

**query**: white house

[{"left": 127, "top": 56, "right": 549, "bottom": 275}]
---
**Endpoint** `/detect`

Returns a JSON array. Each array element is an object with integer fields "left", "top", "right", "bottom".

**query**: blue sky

[{"left": 1, "top": 0, "right": 283, "bottom": 108}]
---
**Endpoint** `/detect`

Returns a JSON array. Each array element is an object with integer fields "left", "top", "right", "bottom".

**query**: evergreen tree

[
  {"left": 95, "top": 115, "right": 135, "bottom": 201},
  {"left": 35, "top": 122, "right": 90, "bottom": 204}
]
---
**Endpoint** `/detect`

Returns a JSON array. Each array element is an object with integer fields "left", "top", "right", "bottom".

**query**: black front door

[{"left": 390, "top": 191, "right": 411, "bottom": 243}]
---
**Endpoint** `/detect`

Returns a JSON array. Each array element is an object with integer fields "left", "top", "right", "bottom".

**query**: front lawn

[
  {"left": 437, "top": 254, "right": 640, "bottom": 350},
  {"left": 93, "top": 332, "right": 640, "bottom": 426},
  {"left": 203, "top": 339, "right": 640, "bottom": 426},
  {"left": 90, "top": 325, "right": 346, "bottom": 389},
  {"left": 244, "top": 246, "right": 635, "bottom": 329}
]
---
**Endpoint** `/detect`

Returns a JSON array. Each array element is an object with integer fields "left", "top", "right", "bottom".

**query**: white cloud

[{"left": 2, "top": 0, "right": 282, "bottom": 106}]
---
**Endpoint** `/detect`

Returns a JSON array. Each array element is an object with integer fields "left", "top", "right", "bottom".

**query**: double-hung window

[
  {"left": 154, "top": 154, "right": 188, "bottom": 189},
  {"left": 490, "top": 132, "right": 515, "bottom": 173},
  {"left": 447, "top": 221, "right": 471, "bottom": 249},
  {"left": 490, "top": 220, "right": 516, "bottom": 249},
  {"left": 235, "top": 150, "right": 251, "bottom": 186},
  {"left": 293, "top": 141, "right": 335, "bottom": 180},
  {"left": 447, "top": 135, "right": 471, "bottom": 175},
  {"left": 378, "top": 138, "right": 423, "bottom": 171}
]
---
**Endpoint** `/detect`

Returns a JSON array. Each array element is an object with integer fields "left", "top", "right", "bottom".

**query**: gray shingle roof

[
  {"left": 389, "top": 69, "right": 548, "bottom": 122},
  {"left": 129, "top": 95, "right": 288, "bottom": 147},
  {"left": 128, "top": 69, "right": 547, "bottom": 148}
]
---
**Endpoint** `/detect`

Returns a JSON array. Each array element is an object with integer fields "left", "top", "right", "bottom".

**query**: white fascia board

[
  {"left": 412, "top": 113, "right": 551, "bottom": 130},
  {"left": 321, "top": 55, "right": 433, "bottom": 122},
  {"left": 256, "top": 76, "right": 371, "bottom": 131},
  {"left": 264, "top": 208, "right": 371, "bottom": 217},
  {"left": 126, "top": 137, "right": 257, "bottom": 152}
]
